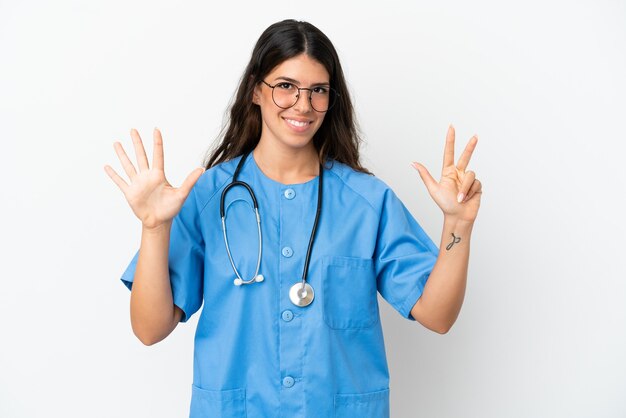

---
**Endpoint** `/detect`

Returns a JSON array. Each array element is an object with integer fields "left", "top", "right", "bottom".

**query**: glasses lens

[
  {"left": 272, "top": 83, "right": 299, "bottom": 109},
  {"left": 310, "top": 87, "right": 336, "bottom": 112}
]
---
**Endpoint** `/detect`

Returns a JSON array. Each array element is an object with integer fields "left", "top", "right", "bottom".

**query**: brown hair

[{"left": 204, "top": 19, "right": 370, "bottom": 174}]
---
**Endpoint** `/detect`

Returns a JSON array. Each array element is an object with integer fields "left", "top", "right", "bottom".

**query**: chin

[{"left": 283, "top": 137, "right": 315, "bottom": 150}]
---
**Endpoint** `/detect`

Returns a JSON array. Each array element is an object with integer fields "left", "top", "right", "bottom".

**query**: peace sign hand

[
  {"left": 412, "top": 125, "right": 482, "bottom": 223},
  {"left": 104, "top": 128, "right": 205, "bottom": 230}
]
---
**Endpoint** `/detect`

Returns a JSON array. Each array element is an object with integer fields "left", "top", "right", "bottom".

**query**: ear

[{"left": 252, "top": 83, "right": 261, "bottom": 105}]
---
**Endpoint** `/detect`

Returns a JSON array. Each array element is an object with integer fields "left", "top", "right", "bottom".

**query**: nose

[{"left": 292, "top": 89, "right": 313, "bottom": 113}]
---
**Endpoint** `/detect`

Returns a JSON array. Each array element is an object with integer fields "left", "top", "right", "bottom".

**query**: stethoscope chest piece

[{"left": 289, "top": 282, "right": 314, "bottom": 307}]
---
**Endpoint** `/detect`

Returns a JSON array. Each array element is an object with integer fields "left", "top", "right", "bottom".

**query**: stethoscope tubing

[
  {"left": 220, "top": 156, "right": 264, "bottom": 286},
  {"left": 220, "top": 152, "right": 323, "bottom": 301},
  {"left": 299, "top": 165, "right": 323, "bottom": 290},
  {"left": 221, "top": 204, "right": 263, "bottom": 286}
]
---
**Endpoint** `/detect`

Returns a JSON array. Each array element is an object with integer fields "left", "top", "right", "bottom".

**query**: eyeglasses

[{"left": 261, "top": 80, "right": 338, "bottom": 112}]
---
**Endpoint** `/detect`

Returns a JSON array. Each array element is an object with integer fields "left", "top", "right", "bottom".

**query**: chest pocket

[{"left": 322, "top": 255, "right": 379, "bottom": 329}]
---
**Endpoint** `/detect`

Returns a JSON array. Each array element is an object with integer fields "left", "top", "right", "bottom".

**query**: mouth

[
  {"left": 283, "top": 117, "right": 313, "bottom": 132},
  {"left": 283, "top": 118, "right": 313, "bottom": 128}
]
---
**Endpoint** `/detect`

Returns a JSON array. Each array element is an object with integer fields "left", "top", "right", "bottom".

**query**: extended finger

[
  {"left": 456, "top": 135, "right": 478, "bottom": 172},
  {"left": 178, "top": 167, "right": 205, "bottom": 199},
  {"left": 104, "top": 165, "right": 129, "bottom": 193},
  {"left": 130, "top": 128, "right": 150, "bottom": 171},
  {"left": 411, "top": 162, "right": 438, "bottom": 192},
  {"left": 464, "top": 179, "right": 482, "bottom": 202},
  {"left": 153, "top": 128, "right": 164, "bottom": 170},
  {"left": 442, "top": 124, "right": 455, "bottom": 170},
  {"left": 113, "top": 141, "right": 137, "bottom": 179},
  {"left": 457, "top": 170, "right": 476, "bottom": 203}
]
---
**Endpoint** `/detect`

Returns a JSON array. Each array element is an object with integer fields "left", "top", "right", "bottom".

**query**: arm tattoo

[{"left": 446, "top": 233, "right": 461, "bottom": 251}]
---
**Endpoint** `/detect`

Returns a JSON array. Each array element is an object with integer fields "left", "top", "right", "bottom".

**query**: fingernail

[{"left": 457, "top": 193, "right": 464, "bottom": 203}]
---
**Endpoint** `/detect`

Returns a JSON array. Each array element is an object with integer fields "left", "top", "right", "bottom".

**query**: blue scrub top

[{"left": 121, "top": 154, "right": 439, "bottom": 418}]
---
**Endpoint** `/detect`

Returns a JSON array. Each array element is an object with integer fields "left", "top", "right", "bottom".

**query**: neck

[{"left": 253, "top": 139, "right": 320, "bottom": 184}]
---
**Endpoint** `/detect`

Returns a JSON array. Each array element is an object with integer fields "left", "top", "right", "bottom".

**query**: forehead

[{"left": 266, "top": 54, "right": 330, "bottom": 85}]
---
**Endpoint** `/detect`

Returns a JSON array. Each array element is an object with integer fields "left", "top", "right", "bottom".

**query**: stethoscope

[{"left": 220, "top": 152, "right": 323, "bottom": 307}]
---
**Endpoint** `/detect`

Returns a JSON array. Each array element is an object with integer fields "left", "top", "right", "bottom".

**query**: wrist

[
  {"left": 142, "top": 220, "right": 173, "bottom": 236},
  {"left": 443, "top": 216, "right": 474, "bottom": 234}
]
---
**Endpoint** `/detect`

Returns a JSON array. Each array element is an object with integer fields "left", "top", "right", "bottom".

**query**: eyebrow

[{"left": 273, "top": 76, "right": 330, "bottom": 87}]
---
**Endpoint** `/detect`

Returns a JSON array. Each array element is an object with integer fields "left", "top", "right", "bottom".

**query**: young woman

[{"left": 105, "top": 19, "right": 482, "bottom": 418}]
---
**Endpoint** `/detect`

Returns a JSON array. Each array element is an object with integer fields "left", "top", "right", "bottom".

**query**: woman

[{"left": 105, "top": 19, "right": 482, "bottom": 418}]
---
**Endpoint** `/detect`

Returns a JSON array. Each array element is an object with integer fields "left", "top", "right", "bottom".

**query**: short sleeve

[
  {"left": 120, "top": 186, "right": 205, "bottom": 323},
  {"left": 374, "top": 189, "right": 439, "bottom": 320}
]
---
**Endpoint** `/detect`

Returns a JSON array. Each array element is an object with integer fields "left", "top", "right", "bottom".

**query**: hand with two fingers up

[
  {"left": 412, "top": 125, "right": 482, "bottom": 223},
  {"left": 104, "top": 128, "right": 205, "bottom": 230}
]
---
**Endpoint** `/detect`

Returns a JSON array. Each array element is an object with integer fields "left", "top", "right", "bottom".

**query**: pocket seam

[
  {"left": 191, "top": 385, "right": 246, "bottom": 401},
  {"left": 334, "top": 388, "right": 390, "bottom": 405}
]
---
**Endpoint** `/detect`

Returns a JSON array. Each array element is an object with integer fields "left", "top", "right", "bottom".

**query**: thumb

[
  {"left": 411, "top": 162, "right": 438, "bottom": 192},
  {"left": 179, "top": 167, "right": 205, "bottom": 198}
]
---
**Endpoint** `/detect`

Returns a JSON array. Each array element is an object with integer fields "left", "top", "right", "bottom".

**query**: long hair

[{"left": 204, "top": 19, "right": 370, "bottom": 174}]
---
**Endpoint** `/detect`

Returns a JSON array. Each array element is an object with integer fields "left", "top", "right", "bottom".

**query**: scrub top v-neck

[{"left": 121, "top": 154, "right": 439, "bottom": 418}]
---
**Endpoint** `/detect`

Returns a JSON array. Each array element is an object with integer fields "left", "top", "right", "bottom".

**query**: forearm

[
  {"left": 130, "top": 221, "right": 178, "bottom": 345},
  {"left": 411, "top": 216, "right": 474, "bottom": 333}
]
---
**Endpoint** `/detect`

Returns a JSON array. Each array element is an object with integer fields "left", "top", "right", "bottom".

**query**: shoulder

[
  {"left": 189, "top": 157, "right": 242, "bottom": 213},
  {"left": 325, "top": 160, "right": 395, "bottom": 214}
]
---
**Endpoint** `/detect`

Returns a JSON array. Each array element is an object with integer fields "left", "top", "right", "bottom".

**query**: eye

[
  {"left": 313, "top": 86, "right": 329, "bottom": 94},
  {"left": 276, "top": 82, "right": 294, "bottom": 90}
]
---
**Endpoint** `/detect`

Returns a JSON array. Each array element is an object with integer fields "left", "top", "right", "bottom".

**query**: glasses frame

[{"left": 261, "top": 80, "right": 338, "bottom": 113}]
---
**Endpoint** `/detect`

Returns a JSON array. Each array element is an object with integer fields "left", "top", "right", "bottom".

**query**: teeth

[{"left": 286, "top": 119, "right": 309, "bottom": 127}]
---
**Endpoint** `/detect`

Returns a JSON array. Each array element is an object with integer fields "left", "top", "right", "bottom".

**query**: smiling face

[{"left": 253, "top": 53, "right": 330, "bottom": 154}]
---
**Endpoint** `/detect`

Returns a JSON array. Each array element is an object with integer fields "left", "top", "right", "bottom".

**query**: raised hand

[
  {"left": 104, "top": 128, "right": 205, "bottom": 229},
  {"left": 412, "top": 125, "right": 482, "bottom": 223}
]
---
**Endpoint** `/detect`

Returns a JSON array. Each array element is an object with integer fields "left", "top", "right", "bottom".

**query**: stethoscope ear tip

[{"left": 233, "top": 275, "right": 264, "bottom": 286}]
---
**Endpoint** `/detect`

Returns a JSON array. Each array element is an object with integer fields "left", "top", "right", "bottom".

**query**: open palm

[
  {"left": 412, "top": 125, "right": 482, "bottom": 223},
  {"left": 104, "top": 128, "right": 204, "bottom": 229}
]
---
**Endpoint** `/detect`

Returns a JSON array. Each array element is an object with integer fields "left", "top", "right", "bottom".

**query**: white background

[{"left": 1, "top": 1, "right": 625, "bottom": 417}]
